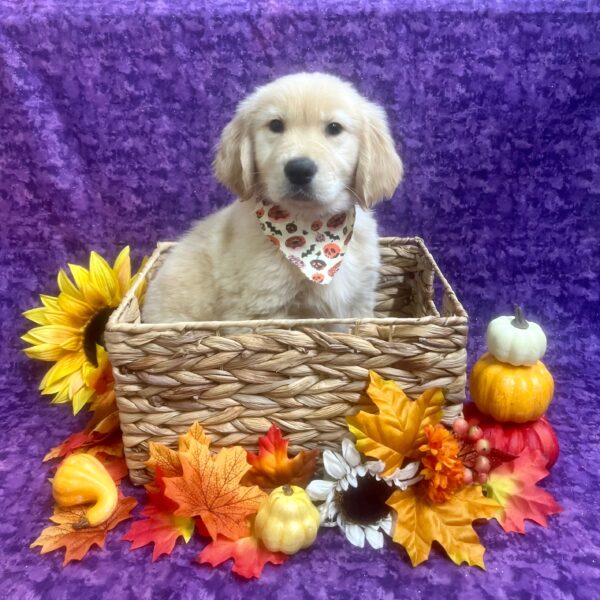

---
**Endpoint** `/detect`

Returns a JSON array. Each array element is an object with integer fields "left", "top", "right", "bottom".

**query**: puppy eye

[
  {"left": 268, "top": 119, "right": 285, "bottom": 133},
  {"left": 326, "top": 122, "right": 343, "bottom": 136}
]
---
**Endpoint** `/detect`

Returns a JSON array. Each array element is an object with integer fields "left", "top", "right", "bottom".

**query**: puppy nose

[{"left": 284, "top": 157, "right": 318, "bottom": 186}]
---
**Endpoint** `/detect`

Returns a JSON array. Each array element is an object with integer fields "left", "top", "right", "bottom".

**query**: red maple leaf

[
  {"left": 123, "top": 468, "right": 196, "bottom": 561},
  {"left": 197, "top": 534, "right": 287, "bottom": 579},
  {"left": 122, "top": 502, "right": 194, "bottom": 561},
  {"left": 485, "top": 448, "right": 563, "bottom": 533},
  {"left": 242, "top": 424, "right": 319, "bottom": 491},
  {"left": 96, "top": 453, "right": 129, "bottom": 483},
  {"left": 44, "top": 409, "right": 122, "bottom": 462},
  {"left": 144, "top": 468, "right": 179, "bottom": 513},
  {"left": 196, "top": 518, "right": 210, "bottom": 538},
  {"left": 43, "top": 431, "right": 95, "bottom": 461}
]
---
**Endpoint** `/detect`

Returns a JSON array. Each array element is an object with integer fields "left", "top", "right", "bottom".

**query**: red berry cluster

[{"left": 452, "top": 418, "right": 492, "bottom": 485}]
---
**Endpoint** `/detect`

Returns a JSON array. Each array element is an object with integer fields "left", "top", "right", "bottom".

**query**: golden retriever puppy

[{"left": 142, "top": 72, "right": 403, "bottom": 325}]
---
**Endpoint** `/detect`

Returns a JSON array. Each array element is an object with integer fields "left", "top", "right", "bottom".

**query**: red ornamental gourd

[{"left": 464, "top": 404, "right": 559, "bottom": 468}]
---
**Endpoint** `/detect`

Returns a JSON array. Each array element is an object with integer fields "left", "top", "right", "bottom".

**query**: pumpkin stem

[
  {"left": 511, "top": 305, "right": 529, "bottom": 330},
  {"left": 282, "top": 485, "right": 294, "bottom": 496}
]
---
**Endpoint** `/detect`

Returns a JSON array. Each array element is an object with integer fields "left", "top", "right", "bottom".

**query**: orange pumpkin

[{"left": 470, "top": 352, "right": 554, "bottom": 423}]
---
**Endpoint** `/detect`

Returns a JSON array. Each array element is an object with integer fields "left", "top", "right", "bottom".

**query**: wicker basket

[{"left": 105, "top": 237, "right": 468, "bottom": 485}]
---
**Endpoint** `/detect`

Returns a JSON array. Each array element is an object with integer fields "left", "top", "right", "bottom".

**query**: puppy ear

[
  {"left": 213, "top": 104, "right": 255, "bottom": 201},
  {"left": 354, "top": 102, "right": 403, "bottom": 209}
]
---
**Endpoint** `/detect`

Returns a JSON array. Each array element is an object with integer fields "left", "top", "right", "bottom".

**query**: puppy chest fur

[{"left": 142, "top": 202, "right": 381, "bottom": 323}]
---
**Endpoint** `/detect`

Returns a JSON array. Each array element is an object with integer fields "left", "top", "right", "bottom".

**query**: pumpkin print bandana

[{"left": 255, "top": 200, "right": 356, "bottom": 285}]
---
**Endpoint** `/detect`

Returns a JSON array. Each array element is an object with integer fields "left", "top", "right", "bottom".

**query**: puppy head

[{"left": 214, "top": 72, "right": 403, "bottom": 213}]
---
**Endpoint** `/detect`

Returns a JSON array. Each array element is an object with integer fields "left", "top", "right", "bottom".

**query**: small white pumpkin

[{"left": 486, "top": 306, "right": 547, "bottom": 366}]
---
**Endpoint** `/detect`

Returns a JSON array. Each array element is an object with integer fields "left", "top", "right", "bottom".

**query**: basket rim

[{"left": 106, "top": 236, "right": 468, "bottom": 333}]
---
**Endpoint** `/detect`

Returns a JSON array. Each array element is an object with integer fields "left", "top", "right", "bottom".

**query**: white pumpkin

[{"left": 486, "top": 306, "right": 547, "bottom": 366}]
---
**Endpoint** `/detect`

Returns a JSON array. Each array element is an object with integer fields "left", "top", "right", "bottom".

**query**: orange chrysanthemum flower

[{"left": 418, "top": 424, "right": 464, "bottom": 503}]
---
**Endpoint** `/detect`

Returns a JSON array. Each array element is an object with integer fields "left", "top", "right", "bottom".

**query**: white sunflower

[{"left": 306, "top": 438, "right": 421, "bottom": 550}]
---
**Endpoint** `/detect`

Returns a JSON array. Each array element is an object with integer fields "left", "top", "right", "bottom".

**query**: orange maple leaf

[
  {"left": 146, "top": 421, "right": 210, "bottom": 478},
  {"left": 31, "top": 496, "right": 137, "bottom": 565},
  {"left": 242, "top": 425, "right": 319, "bottom": 491},
  {"left": 179, "top": 422, "right": 210, "bottom": 451},
  {"left": 484, "top": 448, "right": 563, "bottom": 533},
  {"left": 387, "top": 485, "right": 499, "bottom": 568},
  {"left": 147, "top": 441, "right": 181, "bottom": 478},
  {"left": 198, "top": 532, "right": 287, "bottom": 579},
  {"left": 163, "top": 437, "right": 267, "bottom": 541},
  {"left": 347, "top": 371, "right": 444, "bottom": 475}
]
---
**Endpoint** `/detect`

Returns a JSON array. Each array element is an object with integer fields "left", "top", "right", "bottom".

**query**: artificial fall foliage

[
  {"left": 44, "top": 409, "right": 123, "bottom": 462},
  {"left": 27, "top": 353, "right": 563, "bottom": 579},
  {"left": 42, "top": 399, "right": 128, "bottom": 483},
  {"left": 163, "top": 438, "right": 267, "bottom": 541},
  {"left": 96, "top": 454, "right": 129, "bottom": 484},
  {"left": 31, "top": 496, "right": 137, "bottom": 565},
  {"left": 198, "top": 527, "right": 288, "bottom": 579},
  {"left": 122, "top": 501, "right": 194, "bottom": 561},
  {"left": 347, "top": 371, "right": 445, "bottom": 475},
  {"left": 146, "top": 422, "right": 210, "bottom": 479},
  {"left": 123, "top": 468, "right": 195, "bottom": 560},
  {"left": 123, "top": 423, "right": 318, "bottom": 576},
  {"left": 484, "top": 448, "right": 563, "bottom": 533},
  {"left": 387, "top": 485, "right": 500, "bottom": 568},
  {"left": 242, "top": 424, "right": 320, "bottom": 491}
]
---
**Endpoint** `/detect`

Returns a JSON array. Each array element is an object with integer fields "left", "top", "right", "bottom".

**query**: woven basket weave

[{"left": 105, "top": 237, "right": 468, "bottom": 485}]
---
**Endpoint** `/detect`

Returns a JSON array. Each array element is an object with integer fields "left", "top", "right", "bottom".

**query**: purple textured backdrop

[{"left": 1, "top": 1, "right": 599, "bottom": 599}]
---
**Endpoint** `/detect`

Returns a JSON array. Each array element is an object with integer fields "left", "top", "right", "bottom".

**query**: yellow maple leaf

[
  {"left": 347, "top": 371, "right": 445, "bottom": 475},
  {"left": 387, "top": 485, "right": 500, "bottom": 568}
]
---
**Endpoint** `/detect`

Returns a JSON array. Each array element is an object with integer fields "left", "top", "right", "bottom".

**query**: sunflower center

[
  {"left": 83, "top": 307, "right": 114, "bottom": 366},
  {"left": 337, "top": 475, "right": 393, "bottom": 525}
]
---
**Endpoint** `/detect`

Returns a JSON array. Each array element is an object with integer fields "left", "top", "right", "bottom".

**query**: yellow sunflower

[{"left": 22, "top": 247, "right": 146, "bottom": 414}]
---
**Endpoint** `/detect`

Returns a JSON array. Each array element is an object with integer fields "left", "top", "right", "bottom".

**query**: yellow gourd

[
  {"left": 470, "top": 352, "right": 554, "bottom": 423},
  {"left": 52, "top": 454, "right": 118, "bottom": 527},
  {"left": 254, "top": 485, "right": 320, "bottom": 555}
]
